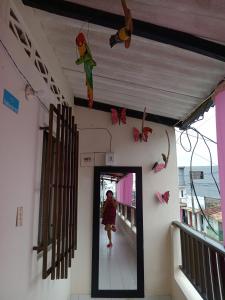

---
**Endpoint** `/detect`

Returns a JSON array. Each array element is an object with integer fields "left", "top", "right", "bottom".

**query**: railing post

[
  {"left": 124, "top": 205, "right": 127, "bottom": 220},
  {"left": 214, "top": 90, "right": 225, "bottom": 247},
  {"left": 131, "top": 207, "right": 135, "bottom": 227}
]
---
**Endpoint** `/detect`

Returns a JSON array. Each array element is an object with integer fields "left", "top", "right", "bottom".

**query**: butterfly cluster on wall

[{"left": 111, "top": 107, "right": 153, "bottom": 143}]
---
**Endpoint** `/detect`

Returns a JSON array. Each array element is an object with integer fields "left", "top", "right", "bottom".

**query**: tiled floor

[
  {"left": 71, "top": 295, "right": 172, "bottom": 300},
  {"left": 98, "top": 221, "right": 137, "bottom": 290}
]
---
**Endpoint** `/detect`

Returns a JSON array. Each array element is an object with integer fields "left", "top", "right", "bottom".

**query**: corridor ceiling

[{"left": 22, "top": 0, "right": 225, "bottom": 125}]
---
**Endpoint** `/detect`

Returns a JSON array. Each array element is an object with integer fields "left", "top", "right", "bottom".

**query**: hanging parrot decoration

[
  {"left": 75, "top": 32, "right": 96, "bottom": 108},
  {"left": 152, "top": 130, "right": 170, "bottom": 172},
  {"left": 109, "top": 0, "right": 133, "bottom": 48}
]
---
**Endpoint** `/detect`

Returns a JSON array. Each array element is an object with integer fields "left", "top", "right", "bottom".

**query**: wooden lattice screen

[{"left": 34, "top": 104, "right": 79, "bottom": 279}]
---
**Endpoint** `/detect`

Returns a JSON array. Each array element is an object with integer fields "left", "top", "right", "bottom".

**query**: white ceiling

[{"left": 32, "top": 0, "right": 225, "bottom": 121}]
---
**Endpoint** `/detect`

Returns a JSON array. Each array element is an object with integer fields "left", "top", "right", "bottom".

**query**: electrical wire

[
  {"left": 1, "top": 39, "right": 113, "bottom": 157},
  {"left": 189, "top": 133, "right": 220, "bottom": 236},
  {"left": 191, "top": 127, "right": 220, "bottom": 195},
  {"left": 177, "top": 144, "right": 218, "bottom": 166},
  {"left": 78, "top": 127, "right": 112, "bottom": 152},
  {"left": 179, "top": 126, "right": 220, "bottom": 237},
  {"left": 179, "top": 130, "right": 192, "bottom": 152},
  {"left": 175, "top": 128, "right": 217, "bottom": 145},
  {"left": 0, "top": 39, "right": 49, "bottom": 113}
]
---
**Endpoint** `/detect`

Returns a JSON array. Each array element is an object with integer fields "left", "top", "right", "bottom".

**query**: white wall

[
  {"left": 0, "top": 18, "right": 71, "bottom": 300},
  {"left": 71, "top": 106, "right": 180, "bottom": 297}
]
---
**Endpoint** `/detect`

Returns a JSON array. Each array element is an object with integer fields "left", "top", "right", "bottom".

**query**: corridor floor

[{"left": 99, "top": 219, "right": 137, "bottom": 290}]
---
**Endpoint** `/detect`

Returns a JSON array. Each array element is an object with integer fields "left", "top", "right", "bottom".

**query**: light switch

[
  {"left": 105, "top": 152, "right": 114, "bottom": 165},
  {"left": 16, "top": 207, "right": 23, "bottom": 226}
]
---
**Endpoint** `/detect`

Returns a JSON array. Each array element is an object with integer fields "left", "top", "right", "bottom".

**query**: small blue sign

[{"left": 3, "top": 89, "right": 20, "bottom": 113}]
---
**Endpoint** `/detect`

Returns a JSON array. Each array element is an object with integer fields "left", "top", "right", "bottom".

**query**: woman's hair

[{"left": 106, "top": 190, "right": 113, "bottom": 196}]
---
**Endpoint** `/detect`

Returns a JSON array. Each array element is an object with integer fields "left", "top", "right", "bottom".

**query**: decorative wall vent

[{"left": 9, "top": 8, "right": 65, "bottom": 102}]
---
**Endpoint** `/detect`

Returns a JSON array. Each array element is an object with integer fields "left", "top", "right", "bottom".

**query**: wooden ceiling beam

[
  {"left": 74, "top": 97, "right": 179, "bottom": 127},
  {"left": 22, "top": 0, "right": 225, "bottom": 62}
]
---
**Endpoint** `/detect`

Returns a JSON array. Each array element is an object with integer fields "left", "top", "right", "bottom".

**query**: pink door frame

[{"left": 215, "top": 90, "right": 225, "bottom": 246}]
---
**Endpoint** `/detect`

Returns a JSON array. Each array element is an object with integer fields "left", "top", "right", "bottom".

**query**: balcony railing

[
  {"left": 117, "top": 202, "right": 136, "bottom": 229},
  {"left": 173, "top": 221, "right": 225, "bottom": 300}
]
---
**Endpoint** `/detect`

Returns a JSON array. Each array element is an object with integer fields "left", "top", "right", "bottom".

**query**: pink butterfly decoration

[
  {"left": 152, "top": 162, "right": 166, "bottom": 173},
  {"left": 155, "top": 191, "right": 170, "bottom": 204},
  {"left": 111, "top": 108, "right": 126, "bottom": 125}
]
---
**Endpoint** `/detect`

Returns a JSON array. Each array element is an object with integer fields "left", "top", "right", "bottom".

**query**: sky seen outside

[{"left": 176, "top": 106, "right": 218, "bottom": 167}]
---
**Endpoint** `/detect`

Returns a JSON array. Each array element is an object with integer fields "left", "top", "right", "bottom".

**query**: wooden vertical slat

[
  {"left": 195, "top": 240, "right": 202, "bottom": 293},
  {"left": 203, "top": 245, "right": 214, "bottom": 300},
  {"left": 56, "top": 105, "right": 65, "bottom": 279},
  {"left": 216, "top": 253, "right": 225, "bottom": 299},
  {"left": 51, "top": 104, "right": 61, "bottom": 279},
  {"left": 42, "top": 104, "right": 54, "bottom": 279},
  {"left": 201, "top": 242, "right": 209, "bottom": 299},
  {"left": 69, "top": 115, "right": 74, "bottom": 267},
  {"left": 218, "top": 254, "right": 225, "bottom": 298},
  {"left": 65, "top": 107, "right": 72, "bottom": 278},
  {"left": 61, "top": 106, "right": 69, "bottom": 278},
  {"left": 38, "top": 131, "right": 48, "bottom": 246},
  {"left": 71, "top": 122, "right": 76, "bottom": 258},
  {"left": 197, "top": 241, "right": 206, "bottom": 296},
  {"left": 208, "top": 247, "right": 216, "bottom": 300},
  {"left": 74, "top": 128, "right": 79, "bottom": 251},
  {"left": 190, "top": 237, "right": 196, "bottom": 284},
  {"left": 215, "top": 251, "right": 223, "bottom": 300},
  {"left": 185, "top": 233, "right": 191, "bottom": 277}
]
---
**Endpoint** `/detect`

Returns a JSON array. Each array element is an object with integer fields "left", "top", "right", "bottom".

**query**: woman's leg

[
  {"left": 105, "top": 224, "right": 112, "bottom": 246},
  {"left": 107, "top": 228, "right": 112, "bottom": 243}
]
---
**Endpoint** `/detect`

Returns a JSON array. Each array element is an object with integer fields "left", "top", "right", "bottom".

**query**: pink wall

[
  {"left": 117, "top": 173, "right": 133, "bottom": 206},
  {"left": 215, "top": 91, "right": 225, "bottom": 246}
]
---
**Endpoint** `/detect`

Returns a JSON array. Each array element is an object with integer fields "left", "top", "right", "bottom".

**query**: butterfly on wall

[
  {"left": 133, "top": 107, "right": 152, "bottom": 142},
  {"left": 155, "top": 191, "right": 170, "bottom": 204},
  {"left": 152, "top": 130, "right": 170, "bottom": 172},
  {"left": 111, "top": 108, "right": 126, "bottom": 125}
]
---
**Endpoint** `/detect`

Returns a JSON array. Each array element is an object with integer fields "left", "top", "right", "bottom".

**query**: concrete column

[{"left": 215, "top": 90, "right": 225, "bottom": 246}]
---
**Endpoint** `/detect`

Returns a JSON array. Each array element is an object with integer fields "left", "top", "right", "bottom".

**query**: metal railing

[{"left": 173, "top": 221, "right": 225, "bottom": 300}]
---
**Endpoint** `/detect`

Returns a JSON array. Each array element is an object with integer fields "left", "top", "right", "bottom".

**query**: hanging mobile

[
  {"left": 109, "top": 0, "right": 133, "bottom": 48},
  {"left": 75, "top": 32, "right": 96, "bottom": 108}
]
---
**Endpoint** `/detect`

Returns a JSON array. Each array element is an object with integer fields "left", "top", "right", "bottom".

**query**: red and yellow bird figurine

[{"left": 110, "top": 0, "right": 133, "bottom": 48}]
